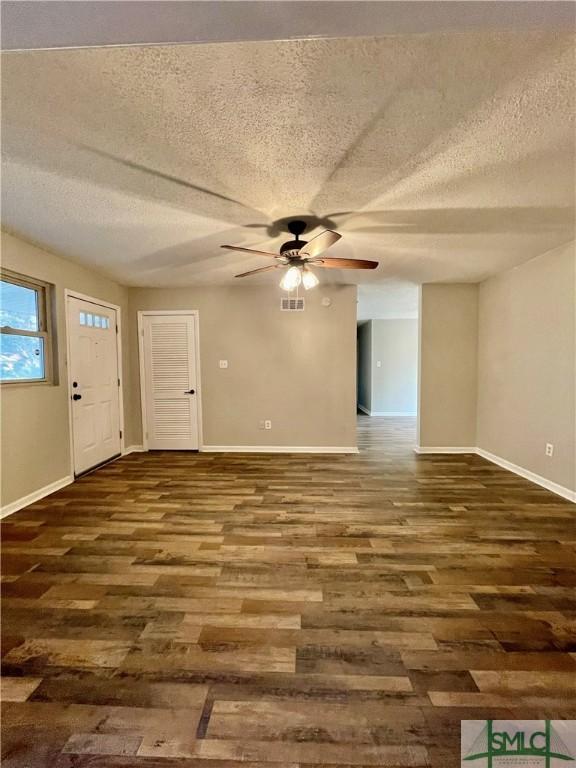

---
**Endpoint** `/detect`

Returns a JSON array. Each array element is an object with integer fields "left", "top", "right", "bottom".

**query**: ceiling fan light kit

[
  {"left": 302, "top": 266, "right": 320, "bottom": 290},
  {"left": 221, "top": 219, "right": 379, "bottom": 290},
  {"left": 280, "top": 265, "right": 302, "bottom": 291}
]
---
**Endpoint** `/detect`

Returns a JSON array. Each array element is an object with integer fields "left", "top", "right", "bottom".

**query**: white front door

[
  {"left": 141, "top": 313, "right": 199, "bottom": 450},
  {"left": 67, "top": 296, "right": 122, "bottom": 475}
]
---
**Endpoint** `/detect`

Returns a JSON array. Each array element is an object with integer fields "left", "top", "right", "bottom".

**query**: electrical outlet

[
  {"left": 376, "top": 360, "right": 382, "bottom": 368},
  {"left": 258, "top": 420, "right": 266, "bottom": 430},
  {"left": 264, "top": 420, "right": 272, "bottom": 430},
  {"left": 545, "top": 443, "right": 554, "bottom": 457}
]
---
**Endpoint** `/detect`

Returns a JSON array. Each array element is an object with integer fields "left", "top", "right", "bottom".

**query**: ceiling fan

[{"left": 221, "top": 220, "right": 378, "bottom": 290}]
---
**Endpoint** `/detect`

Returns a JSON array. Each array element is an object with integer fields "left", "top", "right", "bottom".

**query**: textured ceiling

[{"left": 1, "top": 29, "right": 575, "bottom": 289}]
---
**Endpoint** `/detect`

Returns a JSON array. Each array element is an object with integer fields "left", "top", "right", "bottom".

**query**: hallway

[{"left": 2, "top": 416, "right": 575, "bottom": 767}]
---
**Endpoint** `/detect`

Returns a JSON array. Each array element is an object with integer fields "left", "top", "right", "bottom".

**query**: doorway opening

[{"left": 356, "top": 283, "right": 419, "bottom": 426}]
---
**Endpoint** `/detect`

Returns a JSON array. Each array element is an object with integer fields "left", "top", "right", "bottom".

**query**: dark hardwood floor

[{"left": 1, "top": 415, "right": 575, "bottom": 767}]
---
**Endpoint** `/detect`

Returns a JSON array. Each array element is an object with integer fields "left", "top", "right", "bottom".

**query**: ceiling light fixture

[
  {"left": 222, "top": 220, "right": 379, "bottom": 286},
  {"left": 302, "top": 267, "right": 319, "bottom": 290},
  {"left": 279, "top": 266, "right": 302, "bottom": 291}
]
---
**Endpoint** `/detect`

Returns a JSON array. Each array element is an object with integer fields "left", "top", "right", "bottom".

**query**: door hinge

[
  {"left": 119, "top": 430, "right": 123, "bottom": 439},
  {"left": 116, "top": 325, "right": 119, "bottom": 334},
  {"left": 118, "top": 378, "right": 121, "bottom": 386}
]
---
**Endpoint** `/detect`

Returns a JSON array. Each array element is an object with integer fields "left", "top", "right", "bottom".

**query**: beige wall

[
  {"left": 418, "top": 284, "right": 478, "bottom": 447},
  {"left": 1, "top": 237, "right": 356, "bottom": 509},
  {"left": 477, "top": 242, "right": 576, "bottom": 491},
  {"left": 1, "top": 232, "right": 132, "bottom": 508},
  {"left": 372, "top": 319, "right": 418, "bottom": 414},
  {"left": 6, "top": 229, "right": 571, "bottom": 507},
  {"left": 129, "top": 285, "right": 357, "bottom": 448}
]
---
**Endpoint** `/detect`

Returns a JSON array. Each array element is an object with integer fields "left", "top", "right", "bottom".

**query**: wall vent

[{"left": 281, "top": 296, "right": 305, "bottom": 311}]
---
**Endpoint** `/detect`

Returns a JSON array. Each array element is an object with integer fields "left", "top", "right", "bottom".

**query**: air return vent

[{"left": 281, "top": 297, "right": 305, "bottom": 311}]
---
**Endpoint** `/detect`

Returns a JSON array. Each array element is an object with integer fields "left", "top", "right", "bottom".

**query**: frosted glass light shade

[
  {"left": 280, "top": 266, "right": 302, "bottom": 291},
  {"left": 302, "top": 268, "right": 319, "bottom": 290}
]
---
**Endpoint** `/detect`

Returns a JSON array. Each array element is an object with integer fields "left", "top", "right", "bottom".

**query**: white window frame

[{"left": 0, "top": 268, "right": 55, "bottom": 386}]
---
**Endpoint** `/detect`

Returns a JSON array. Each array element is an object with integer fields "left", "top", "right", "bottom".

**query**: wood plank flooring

[{"left": 2, "top": 415, "right": 575, "bottom": 767}]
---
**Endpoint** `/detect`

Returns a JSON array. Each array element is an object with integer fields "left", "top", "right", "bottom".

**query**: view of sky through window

[
  {"left": 0, "top": 279, "right": 44, "bottom": 381},
  {"left": 0, "top": 280, "right": 39, "bottom": 331}
]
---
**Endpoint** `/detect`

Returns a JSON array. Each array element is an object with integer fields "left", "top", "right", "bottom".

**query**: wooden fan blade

[
  {"left": 310, "top": 258, "right": 378, "bottom": 270},
  {"left": 299, "top": 230, "right": 341, "bottom": 259},
  {"left": 221, "top": 245, "right": 280, "bottom": 258},
  {"left": 235, "top": 264, "right": 281, "bottom": 278}
]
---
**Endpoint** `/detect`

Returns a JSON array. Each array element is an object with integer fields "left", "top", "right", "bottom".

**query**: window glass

[
  {"left": 86, "top": 313, "right": 93, "bottom": 327},
  {"left": 0, "top": 334, "right": 45, "bottom": 381},
  {"left": 0, "top": 280, "right": 39, "bottom": 331},
  {"left": 103, "top": 317, "right": 109, "bottom": 329},
  {"left": 79, "top": 312, "right": 86, "bottom": 326},
  {"left": 0, "top": 272, "right": 53, "bottom": 384},
  {"left": 95, "top": 315, "right": 101, "bottom": 328}
]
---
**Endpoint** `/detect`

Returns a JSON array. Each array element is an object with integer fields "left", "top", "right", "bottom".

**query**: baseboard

[
  {"left": 202, "top": 445, "right": 359, "bottom": 454},
  {"left": 476, "top": 448, "right": 576, "bottom": 503},
  {"left": 357, "top": 404, "right": 371, "bottom": 415},
  {"left": 414, "top": 446, "right": 476, "bottom": 454},
  {"left": 414, "top": 445, "right": 575, "bottom": 502},
  {"left": 0, "top": 475, "right": 74, "bottom": 520},
  {"left": 123, "top": 445, "right": 145, "bottom": 455},
  {"left": 121, "top": 444, "right": 361, "bottom": 455}
]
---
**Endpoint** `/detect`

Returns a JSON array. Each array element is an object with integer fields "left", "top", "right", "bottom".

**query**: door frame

[
  {"left": 137, "top": 310, "right": 203, "bottom": 452},
  {"left": 64, "top": 289, "right": 126, "bottom": 476}
]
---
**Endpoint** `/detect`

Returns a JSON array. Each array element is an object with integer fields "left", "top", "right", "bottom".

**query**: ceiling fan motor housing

[
  {"left": 280, "top": 220, "right": 309, "bottom": 255},
  {"left": 280, "top": 238, "right": 308, "bottom": 255}
]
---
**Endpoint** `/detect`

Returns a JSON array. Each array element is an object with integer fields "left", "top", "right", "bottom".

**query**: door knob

[
  {"left": 72, "top": 393, "right": 82, "bottom": 401},
  {"left": 185, "top": 389, "right": 195, "bottom": 394}
]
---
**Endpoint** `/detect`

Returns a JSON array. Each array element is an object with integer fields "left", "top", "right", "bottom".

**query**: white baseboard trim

[
  {"left": 0, "top": 475, "right": 74, "bottom": 520},
  {"left": 476, "top": 448, "right": 576, "bottom": 503},
  {"left": 123, "top": 445, "right": 146, "bottom": 455},
  {"left": 357, "top": 404, "right": 371, "bottom": 415},
  {"left": 414, "top": 446, "right": 476, "bottom": 454},
  {"left": 202, "top": 445, "right": 359, "bottom": 454},
  {"left": 414, "top": 445, "right": 575, "bottom": 502}
]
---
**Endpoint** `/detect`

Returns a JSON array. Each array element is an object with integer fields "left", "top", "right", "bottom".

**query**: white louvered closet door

[{"left": 142, "top": 314, "right": 199, "bottom": 450}]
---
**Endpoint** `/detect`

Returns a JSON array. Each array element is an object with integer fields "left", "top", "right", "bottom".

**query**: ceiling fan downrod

[{"left": 279, "top": 220, "right": 308, "bottom": 256}]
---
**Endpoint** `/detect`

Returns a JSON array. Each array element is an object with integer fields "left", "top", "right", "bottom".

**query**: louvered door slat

[{"left": 142, "top": 314, "right": 199, "bottom": 450}]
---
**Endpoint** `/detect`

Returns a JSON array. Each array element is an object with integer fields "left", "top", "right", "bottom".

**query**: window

[
  {"left": 79, "top": 311, "right": 110, "bottom": 329},
  {"left": 0, "top": 270, "right": 54, "bottom": 384}
]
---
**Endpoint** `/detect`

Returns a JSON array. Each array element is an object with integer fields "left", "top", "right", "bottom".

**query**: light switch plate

[{"left": 219, "top": 360, "right": 228, "bottom": 369}]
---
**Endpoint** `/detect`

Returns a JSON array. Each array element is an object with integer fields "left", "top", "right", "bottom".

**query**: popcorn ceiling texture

[{"left": 1, "top": 30, "right": 574, "bottom": 287}]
